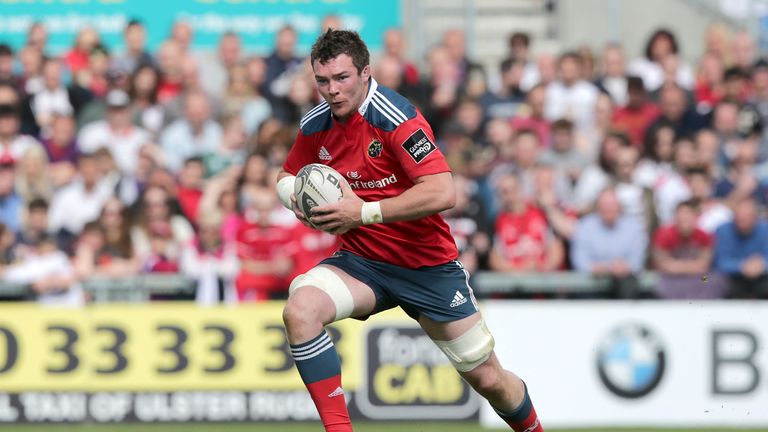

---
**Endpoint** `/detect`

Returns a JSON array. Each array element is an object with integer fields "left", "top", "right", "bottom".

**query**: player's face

[{"left": 313, "top": 54, "right": 371, "bottom": 121}]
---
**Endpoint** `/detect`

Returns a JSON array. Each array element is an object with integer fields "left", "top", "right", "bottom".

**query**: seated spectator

[
  {"left": 131, "top": 185, "right": 194, "bottom": 273},
  {"left": 544, "top": 52, "right": 600, "bottom": 134},
  {"left": 220, "top": 61, "right": 271, "bottom": 135},
  {"left": 510, "top": 83, "right": 550, "bottom": 147},
  {"left": 534, "top": 161, "right": 579, "bottom": 241},
  {"left": 64, "top": 27, "right": 100, "bottom": 79},
  {"left": 489, "top": 173, "right": 564, "bottom": 272},
  {"left": 653, "top": 200, "right": 723, "bottom": 299},
  {"left": 480, "top": 58, "right": 526, "bottom": 121},
  {"left": 634, "top": 121, "right": 675, "bottom": 188},
  {"left": 611, "top": 76, "right": 661, "bottom": 147},
  {"left": 571, "top": 187, "right": 648, "bottom": 298},
  {"left": 15, "top": 145, "right": 52, "bottom": 204},
  {"left": 628, "top": 28, "right": 694, "bottom": 92},
  {"left": 3, "top": 233, "right": 82, "bottom": 306},
  {"left": 160, "top": 91, "right": 222, "bottom": 172},
  {"left": 0, "top": 83, "right": 44, "bottom": 162},
  {"left": 77, "top": 89, "right": 151, "bottom": 177},
  {"left": 128, "top": 64, "right": 165, "bottom": 138},
  {"left": 595, "top": 42, "right": 628, "bottom": 106},
  {"left": 539, "top": 119, "right": 590, "bottom": 188},
  {"left": 714, "top": 198, "right": 768, "bottom": 298},
  {"left": 199, "top": 166, "right": 241, "bottom": 242},
  {"left": 74, "top": 198, "right": 140, "bottom": 278},
  {"left": 653, "top": 136, "right": 699, "bottom": 224},
  {"left": 48, "top": 152, "right": 113, "bottom": 251},
  {"left": 646, "top": 83, "right": 707, "bottom": 139},
  {"left": 0, "top": 157, "right": 22, "bottom": 234},
  {"left": 714, "top": 137, "right": 768, "bottom": 208},
  {"left": 17, "top": 197, "right": 51, "bottom": 251},
  {"left": 573, "top": 131, "right": 631, "bottom": 213},
  {"left": 443, "top": 174, "right": 492, "bottom": 273},
  {"left": 204, "top": 114, "right": 248, "bottom": 179},
  {"left": 0, "top": 223, "right": 17, "bottom": 265},
  {"left": 180, "top": 211, "right": 239, "bottom": 306},
  {"left": 235, "top": 186, "right": 296, "bottom": 302},
  {"left": 40, "top": 113, "right": 78, "bottom": 187},
  {"left": 30, "top": 57, "right": 76, "bottom": 137},
  {"left": 687, "top": 168, "right": 732, "bottom": 233},
  {"left": 176, "top": 157, "right": 205, "bottom": 226}
]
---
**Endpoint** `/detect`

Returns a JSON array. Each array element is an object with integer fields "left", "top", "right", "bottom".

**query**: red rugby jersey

[{"left": 283, "top": 78, "right": 458, "bottom": 268}]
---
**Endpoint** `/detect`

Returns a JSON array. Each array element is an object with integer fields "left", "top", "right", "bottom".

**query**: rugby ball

[{"left": 294, "top": 163, "right": 344, "bottom": 221}]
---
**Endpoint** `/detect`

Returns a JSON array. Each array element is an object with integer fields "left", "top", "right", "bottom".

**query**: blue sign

[{"left": 0, "top": 0, "right": 401, "bottom": 54}]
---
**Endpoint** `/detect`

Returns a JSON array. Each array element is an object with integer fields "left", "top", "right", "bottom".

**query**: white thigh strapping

[
  {"left": 433, "top": 319, "right": 496, "bottom": 372},
  {"left": 288, "top": 266, "right": 355, "bottom": 321}
]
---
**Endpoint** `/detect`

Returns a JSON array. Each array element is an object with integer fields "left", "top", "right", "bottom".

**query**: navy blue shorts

[{"left": 320, "top": 251, "right": 479, "bottom": 322}]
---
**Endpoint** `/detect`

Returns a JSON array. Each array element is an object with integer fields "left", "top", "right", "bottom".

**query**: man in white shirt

[
  {"left": 77, "top": 89, "right": 150, "bottom": 176},
  {"left": 48, "top": 152, "right": 112, "bottom": 241},
  {"left": 160, "top": 91, "right": 222, "bottom": 173},
  {"left": 544, "top": 52, "right": 599, "bottom": 134}
]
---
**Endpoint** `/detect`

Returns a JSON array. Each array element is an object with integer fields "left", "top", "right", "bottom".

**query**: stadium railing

[{"left": 0, "top": 271, "right": 659, "bottom": 302}]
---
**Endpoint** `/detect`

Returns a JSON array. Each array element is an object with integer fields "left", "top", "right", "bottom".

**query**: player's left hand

[{"left": 310, "top": 179, "right": 364, "bottom": 235}]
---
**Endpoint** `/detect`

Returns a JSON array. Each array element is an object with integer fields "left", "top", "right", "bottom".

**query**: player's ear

[{"left": 361, "top": 64, "right": 371, "bottom": 81}]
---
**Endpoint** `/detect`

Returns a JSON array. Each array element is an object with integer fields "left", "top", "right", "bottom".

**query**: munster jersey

[{"left": 283, "top": 78, "right": 458, "bottom": 268}]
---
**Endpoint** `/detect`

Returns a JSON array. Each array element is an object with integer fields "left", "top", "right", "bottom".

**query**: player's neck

[{"left": 336, "top": 78, "right": 371, "bottom": 124}]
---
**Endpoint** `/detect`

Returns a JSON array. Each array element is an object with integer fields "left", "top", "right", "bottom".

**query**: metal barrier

[{"left": 0, "top": 271, "right": 660, "bottom": 302}]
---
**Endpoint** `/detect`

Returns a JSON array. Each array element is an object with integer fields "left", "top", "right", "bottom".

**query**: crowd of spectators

[{"left": 0, "top": 17, "right": 766, "bottom": 304}]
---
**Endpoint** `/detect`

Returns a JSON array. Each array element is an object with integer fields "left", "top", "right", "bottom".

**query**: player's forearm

[{"left": 378, "top": 173, "right": 455, "bottom": 223}]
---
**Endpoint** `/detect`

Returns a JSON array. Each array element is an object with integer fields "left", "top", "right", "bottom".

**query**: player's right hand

[{"left": 291, "top": 194, "right": 314, "bottom": 228}]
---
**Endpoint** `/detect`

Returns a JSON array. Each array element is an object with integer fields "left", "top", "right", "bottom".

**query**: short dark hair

[
  {"left": 28, "top": 197, "right": 48, "bottom": 212},
  {"left": 551, "top": 118, "right": 573, "bottom": 132},
  {"left": 0, "top": 44, "right": 12, "bottom": 57},
  {"left": 645, "top": 28, "right": 679, "bottom": 60},
  {"left": 509, "top": 32, "right": 530, "bottom": 48},
  {"left": 676, "top": 198, "right": 699, "bottom": 212},
  {"left": 627, "top": 76, "right": 645, "bottom": 93},
  {"left": 310, "top": 29, "right": 370, "bottom": 74}
]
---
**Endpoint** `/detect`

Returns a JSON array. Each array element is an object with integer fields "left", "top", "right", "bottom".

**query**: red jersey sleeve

[
  {"left": 386, "top": 112, "right": 451, "bottom": 181},
  {"left": 283, "top": 131, "right": 317, "bottom": 175}
]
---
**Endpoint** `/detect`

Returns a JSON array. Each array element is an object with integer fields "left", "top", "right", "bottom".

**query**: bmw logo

[{"left": 596, "top": 323, "right": 666, "bottom": 399}]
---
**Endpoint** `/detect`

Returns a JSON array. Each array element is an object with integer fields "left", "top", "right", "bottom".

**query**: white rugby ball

[{"left": 294, "top": 163, "right": 344, "bottom": 221}]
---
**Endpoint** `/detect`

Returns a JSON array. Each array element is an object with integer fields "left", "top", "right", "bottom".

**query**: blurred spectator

[
  {"left": 30, "top": 57, "right": 83, "bottom": 137},
  {"left": 573, "top": 131, "right": 631, "bottom": 213},
  {"left": 634, "top": 121, "right": 676, "bottom": 188},
  {"left": 714, "top": 135, "right": 768, "bottom": 208},
  {"left": 96, "top": 197, "right": 138, "bottom": 275},
  {"left": 687, "top": 167, "right": 732, "bottom": 233},
  {"left": 510, "top": 83, "right": 550, "bottom": 146},
  {"left": 420, "top": 45, "right": 462, "bottom": 137},
  {"left": 199, "top": 31, "right": 243, "bottom": 100},
  {"left": 0, "top": 158, "right": 22, "bottom": 234},
  {"left": 508, "top": 32, "right": 540, "bottom": 92},
  {"left": 647, "top": 83, "right": 706, "bottom": 138},
  {"left": 277, "top": 72, "right": 317, "bottom": 125},
  {"left": 0, "top": 223, "right": 17, "bottom": 265},
  {"left": 156, "top": 40, "right": 185, "bottom": 104},
  {"left": 721, "top": 67, "right": 750, "bottom": 104},
  {"left": 442, "top": 29, "right": 485, "bottom": 89},
  {"left": 704, "top": 23, "right": 731, "bottom": 64},
  {"left": 131, "top": 185, "right": 194, "bottom": 273},
  {"left": 48, "top": 152, "right": 112, "bottom": 247},
  {"left": 17, "top": 197, "right": 51, "bottom": 250},
  {"left": 628, "top": 28, "right": 694, "bottom": 92},
  {"left": 113, "top": 19, "right": 154, "bottom": 75},
  {"left": 199, "top": 166, "right": 241, "bottom": 242},
  {"left": 595, "top": 43, "right": 628, "bottom": 106},
  {"left": 320, "top": 14, "right": 342, "bottom": 32},
  {"left": 480, "top": 58, "right": 526, "bottom": 121},
  {"left": 65, "top": 27, "right": 101, "bottom": 81},
  {"left": 488, "top": 129, "right": 542, "bottom": 205},
  {"left": 3, "top": 233, "right": 81, "bottom": 306},
  {"left": 15, "top": 145, "right": 52, "bottom": 204},
  {"left": 0, "top": 83, "right": 43, "bottom": 160},
  {"left": 534, "top": 161, "right": 579, "bottom": 241},
  {"left": 652, "top": 199, "right": 721, "bottom": 299},
  {"left": 78, "top": 89, "right": 150, "bottom": 176},
  {"left": 18, "top": 46, "right": 43, "bottom": 97},
  {"left": 654, "top": 135, "right": 699, "bottom": 224},
  {"left": 750, "top": 59, "right": 768, "bottom": 127},
  {"left": 694, "top": 128, "right": 722, "bottom": 178},
  {"left": 571, "top": 187, "right": 647, "bottom": 298},
  {"left": 235, "top": 186, "right": 296, "bottom": 301},
  {"left": 714, "top": 198, "right": 768, "bottom": 298},
  {"left": 221, "top": 61, "right": 271, "bottom": 136},
  {"left": 264, "top": 26, "right": 303, "bottom": 108},
  {"left": 24, "top": 21, "right": 48, "bottom": 55},
  {"left": 128, "top": 64, "right": 165, "bottom": 137},
  {"left": 204, "top": 114, "right": 247, "bottom": 178},
  {"left": 544, "top": 52, "right": 600, "bottom": 134},
  {"left": 443, "top": 174, "right": 492, "bottom": 273},
  {"left": 170, "top": 20, "right": 194, "bottom": 55},
  {"left": 535, "top": 52, "right": 558, "bottom": 88},
  {"left": 383, "top": 28, "right": 419, "bottom": 86},
  {"left": 176, "top": 157, "right": 205, "bottom": 226},
  {"left": 41, "top": 114, "right": 78, "bottom": 186},
  {"left": 0, "top": 44, "right": 17, "bottom": 86},
  {"left": 160, "top": 91, "right": 222, "bottom": 172},
  {"left": 539, "top": 119, "right": 590, "bottom": 188},
  {"left": 695, "top": 52, "right": 725, "bottom": 112},
  {"left": 731, "top": 31, "right": 756, "bottom": 76},
  {"left": 180, "top": 210, "right": 239, "bottom": 306},
  {"left": 611, "top": 76, "right": 661, "bottom": 147},
  {"left": 612, "top": 146, "right": 656, "bottom": 232},
  {"left": 488, "top": 173, "right": 564, "bottom": 272}
]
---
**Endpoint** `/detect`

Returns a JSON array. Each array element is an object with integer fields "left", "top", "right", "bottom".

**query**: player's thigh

[
  {"left": 288, "top": 264, "right": 377, "bottom": 322},
  {"left": 418, "top": 311, "right": 482, "bottom": 341}
]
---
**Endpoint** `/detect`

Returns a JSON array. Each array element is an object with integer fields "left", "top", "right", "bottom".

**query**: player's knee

[
  {"left": 288, "top": 267, "right": 354, "bottom": 322},
  {"left": 433, "top": 319, "right": 495, "bottom": 373},
  {"left": 463, "top": 363, "right": 503, "bottom": 397},
  {"left": 282, "top": 293, "right": 317, "bottom": 330}
]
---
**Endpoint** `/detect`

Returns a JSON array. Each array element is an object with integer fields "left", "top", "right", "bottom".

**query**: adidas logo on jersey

[
  {"left": 450, "top": 291, "right": 467, "bottom": 308},
  {"left": 319, "top": 146, "right": 332, "bottom": 161},
  {"left": 328, "top": 387, "right": 345, "bottom": 398}
]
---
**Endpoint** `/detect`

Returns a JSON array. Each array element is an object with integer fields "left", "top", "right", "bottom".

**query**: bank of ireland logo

[
  {"left": 368, "top": 139, "right": 383, "bottom": 158},
  {"left": 596, "top": 323, "right": 666, "bottom": 399}
]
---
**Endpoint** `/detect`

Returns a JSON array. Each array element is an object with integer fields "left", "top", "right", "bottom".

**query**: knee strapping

[
  {"left": 433, "top": 319, "right": 495, "bottom": 372},
  {"left": 289, "top": 267, "right": 354, "bottom": 321}
]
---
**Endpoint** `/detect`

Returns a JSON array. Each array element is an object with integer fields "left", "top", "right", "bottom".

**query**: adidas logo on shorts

[
  {"left": 328, "top": 387, "right": 345, "bottom": 398},
  {"left": 319, "top": 146, "right": 332, "bottom": 161},
  {"left": 450, "top": 291, "right": 467, "bottom": 308}
]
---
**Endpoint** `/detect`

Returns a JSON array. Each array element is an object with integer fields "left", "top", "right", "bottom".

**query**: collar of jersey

[{"left": 329, "top": 77, "right": 377, "bottom": 124}]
